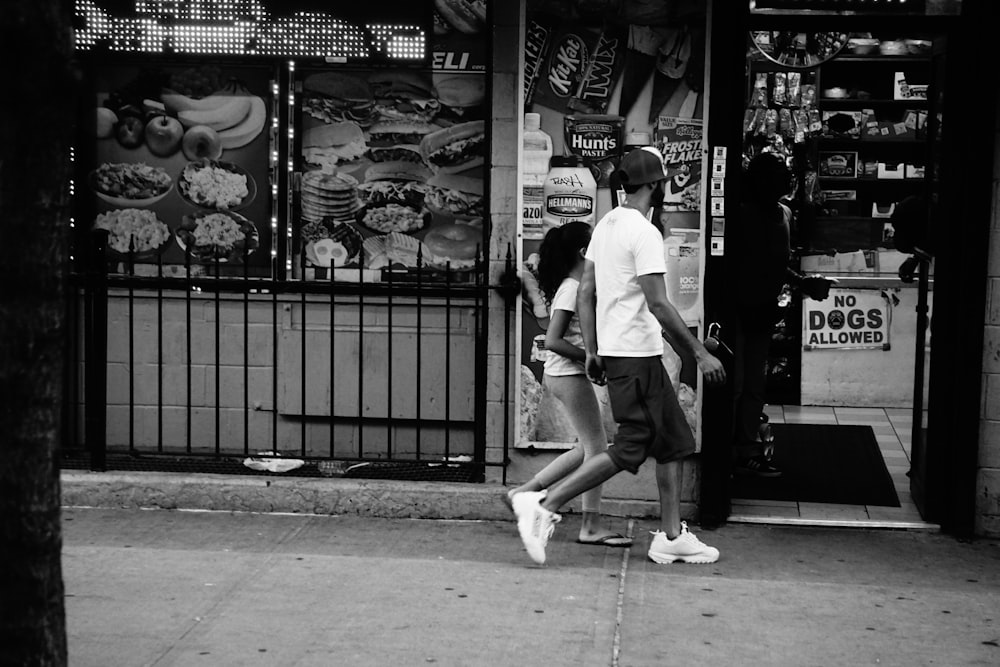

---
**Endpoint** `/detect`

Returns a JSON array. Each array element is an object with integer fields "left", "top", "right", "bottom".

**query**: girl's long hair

[{"left": 537, "top": 221, "right": 591, "bottom": 304}]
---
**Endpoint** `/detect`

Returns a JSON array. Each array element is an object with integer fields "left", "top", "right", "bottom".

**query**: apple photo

[
  {"left": 145, "top": 115, "right": 184, "bottom": 157},
  {"left": 89, "top": 64, "right": 274, "bottom": 272}
]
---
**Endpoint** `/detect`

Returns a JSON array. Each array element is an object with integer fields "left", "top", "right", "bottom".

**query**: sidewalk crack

[{"left": 611, "top": 518, "right": 635, "bottom": 667}]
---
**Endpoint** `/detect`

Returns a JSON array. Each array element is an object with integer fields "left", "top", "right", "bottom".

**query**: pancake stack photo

[{"left": 300, "top": 170, "right": 361, "bottom": 223}]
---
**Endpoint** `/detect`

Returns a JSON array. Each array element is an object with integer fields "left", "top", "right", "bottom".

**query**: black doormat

[{"left": 730, "top": 423, "right": 901, "bottom": 507}]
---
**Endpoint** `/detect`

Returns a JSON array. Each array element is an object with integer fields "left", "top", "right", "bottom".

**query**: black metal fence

[{"left": 64, "top": 232, "right": 517, "bottom": 483}]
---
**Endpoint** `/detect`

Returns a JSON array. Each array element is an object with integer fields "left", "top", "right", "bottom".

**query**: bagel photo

[{"left": 423, "top": 220, "right": 482, "bottom": 269}]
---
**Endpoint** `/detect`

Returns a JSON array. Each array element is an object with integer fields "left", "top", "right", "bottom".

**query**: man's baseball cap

[{"left": 615, "top": 146, "right": 668, "bottom": 186}]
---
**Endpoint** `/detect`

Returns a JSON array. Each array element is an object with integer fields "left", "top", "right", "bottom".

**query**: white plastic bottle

[
  {"left": 543, "top": 155, "right": 598, "bottom": 230},
  {"left": 522, "top": 112, "right": 553, "bottom": 240}
]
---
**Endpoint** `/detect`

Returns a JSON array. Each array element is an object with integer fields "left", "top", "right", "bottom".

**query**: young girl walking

[{"left": 508, "top": 221, "right": 631, "bottom": 547}]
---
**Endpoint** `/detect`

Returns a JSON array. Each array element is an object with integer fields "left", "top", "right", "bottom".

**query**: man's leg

[
  {"left": 541, "top": 452, "right": 621, "bottom": 513},
  {"left": 512, "top": 453, "right": 621, "bottom": 564},
  {"left": 655, "top": 458, "right": 682, "bottom": 538},
  {"left": 735, "top": 328, "right": 770, "bottom": 454},
  {"left": 647, "top": 456, "right": 720, "bottom": 564}
]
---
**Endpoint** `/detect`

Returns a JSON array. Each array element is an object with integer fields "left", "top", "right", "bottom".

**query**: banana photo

[{"left": 89, "top": 64, "right": 272, "bottom": 272}]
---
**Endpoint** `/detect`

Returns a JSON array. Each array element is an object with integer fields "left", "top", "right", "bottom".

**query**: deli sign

[{"left": 803, "top": 289, "right": 890, "bottom": 351}]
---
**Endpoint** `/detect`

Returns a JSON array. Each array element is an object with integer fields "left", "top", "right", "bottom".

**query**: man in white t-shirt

[{"left": 513, "top": 147, "right": 727, "bottom": 565}]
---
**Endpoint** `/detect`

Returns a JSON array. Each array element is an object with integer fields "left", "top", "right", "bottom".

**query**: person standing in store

[
  {"left": 728, "top": 152, "right": 831, "bottom": 477},
  {"left": 512, "top": 147, "right": 726, "bottom": 566},
  {"left": 505, "top": 221, "right": 631, "bottom": 547}
]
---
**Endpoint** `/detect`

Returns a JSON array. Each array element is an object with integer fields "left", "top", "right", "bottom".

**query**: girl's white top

[{"left": 544, "top": 277, "right": 585, "bottom": 376}]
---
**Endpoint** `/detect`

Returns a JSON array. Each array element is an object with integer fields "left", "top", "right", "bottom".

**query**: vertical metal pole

[
  {"left": 329, "top": 265, "right": 336, "bottom": 458},
  {"left": 157, "top": 254, "right": 163, "bottom": 453},
  {"left": 272, "top": 261, "right": 279, "bottom": 452},
  {"left": 444, "top": 264, "right": 452, "bottom": 460},
  {"left": 214, "top": 257, "right": 221, "bottom": 458},
  {"left": 386, "top": 259, "right": 394, "bottom": 460},
  {"left": 416, "top": 254, "right": 423, "bottom": 459},
  {"left": 501, "top": 245, "right": 513, "bottom": 485},
  {"left": 301, "top": 254, "right": 307, "bottom": 458},
  {"left": 127, "top": 248, "right": 135, "bottom": 453},
  {"left": 185, "top": 252, "right": 192, "bottom": 454},
  {"left": 910, "top": 257, "right": 930, "bottom": 469},
  {"left": 243, "top": 250, "right": 250, "bottom": 456},
  {"left": 84, "top": 230, "right": 109, "bottom": 471},
  {"left": 473, "top": 246, "right": 487, "bottom": 479},
  {"left": 357, "top": 262, "right": 364, "bottom": 460}
]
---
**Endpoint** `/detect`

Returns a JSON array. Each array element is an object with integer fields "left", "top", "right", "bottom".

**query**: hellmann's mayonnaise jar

[{"left": 542, "top": 155, "right": 597, "bottom": 231}]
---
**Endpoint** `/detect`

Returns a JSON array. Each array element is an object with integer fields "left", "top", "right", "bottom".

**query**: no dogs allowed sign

[{"left": 803, "top": 289, "right": 890, "bottom": 351}]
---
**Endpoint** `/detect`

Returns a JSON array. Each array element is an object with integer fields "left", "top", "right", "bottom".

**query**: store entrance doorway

[{"left": 701, "top": 12, "right": 952, "bottom": 527}]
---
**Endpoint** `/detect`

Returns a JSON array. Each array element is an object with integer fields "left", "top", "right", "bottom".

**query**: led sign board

[{"left": 74, "top": 0, "right": 430, "bottom": 61}]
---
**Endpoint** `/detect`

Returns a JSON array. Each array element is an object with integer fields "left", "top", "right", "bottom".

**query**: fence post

[{"left": 84, "top": 230, "right": 109, "bottom": 471}]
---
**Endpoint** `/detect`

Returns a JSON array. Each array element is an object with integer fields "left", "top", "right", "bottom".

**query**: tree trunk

[{"left": 0, "top": 1, "right": 74, "bottom": 664}]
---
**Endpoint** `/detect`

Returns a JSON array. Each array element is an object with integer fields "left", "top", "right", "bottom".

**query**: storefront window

[
  {"left": 517, "top": 1, "right": 708, "bottom": 448},
  {"left": 74, "top": 1, "right": 486, "bottom": 286}
]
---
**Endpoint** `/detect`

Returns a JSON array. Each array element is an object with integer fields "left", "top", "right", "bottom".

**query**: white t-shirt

[
  {"left": 544, "top": 277, "right": 585, "bottom": 377},
  {"left": 585, "top": 206, "right": 666, "bottom": 357}
]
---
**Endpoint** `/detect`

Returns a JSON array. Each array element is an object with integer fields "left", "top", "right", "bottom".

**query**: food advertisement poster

[
  {"left": 518, "top": 0, "right": 707, "bottom": 449},
  {"left": 89, "top": 64, "right": 272, "bottom": 275},
  {"left": 294, "top": 20, "right": 487, "bottom": 283},
  {"left": 656, "top": 116, "right": 703, "bottom": 212}
]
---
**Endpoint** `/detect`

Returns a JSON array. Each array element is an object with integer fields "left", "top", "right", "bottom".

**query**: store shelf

[
  {"left": 831, "top": 55, "right": 930, "bottom": 64},
  {"left": 812, "top": 216, "right": 893, "bottom": 223},
  {"left": 820, "top": 98, "right": 927, "bottom": 105},
  {"left": 818, "top": 137, "right": 924, "bottom": 146},
  {"left": 817, "top": 177, "right": 924, "bottom": 184},
  {"left": 808, "top": 217, "right": 886, "bottom": 251}
]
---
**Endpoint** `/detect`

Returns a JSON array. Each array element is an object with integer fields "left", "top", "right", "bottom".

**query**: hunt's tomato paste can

[{"left": 543, "top": 155, "right": 597, "bottom": 231}]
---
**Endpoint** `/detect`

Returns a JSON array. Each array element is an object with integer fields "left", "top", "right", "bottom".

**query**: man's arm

[
  {"left": 637, "top": 273, "right": 726, "bottom": 385},
  {"left": 577, "top": 258, "right": 605, "bottom": 384}
]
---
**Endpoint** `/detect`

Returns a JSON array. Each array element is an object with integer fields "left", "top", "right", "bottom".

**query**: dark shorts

[{"left": 603, "top": 356, "right": 696, "bottom": 474}]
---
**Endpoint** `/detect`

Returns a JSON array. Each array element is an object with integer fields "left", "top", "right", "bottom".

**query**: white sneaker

[
  {"left": 512, "top": 490, "right": 561, "bottom": 565},
  {"left": 647, "top": 522, "right": 720, "bottom": 564}
]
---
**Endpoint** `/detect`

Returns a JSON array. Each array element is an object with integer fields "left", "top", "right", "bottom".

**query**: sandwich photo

[
  {"left": 302, "top": 72, "right": 377, "bottom": 128},
  {"left": 433, "top": 74, "right": 485, "bottom": 125},
  {"left": 357, "top": 161, "right": 432, "bottom": 210},
  {"left": 367, "top": 120, "right": 440, "bottom": 164},
  {"left": 423, "top": 173, "right": 484, "bottom": 219},
  {"left": 419, "top": 120, "right": 485, "bottom": 174},
  {"left": 433, "top": 0, "right": 487, "bottom": 35},
  {"left": 368, "top": 70, "right": 441, "bottom": 124},
  {"left": 301, "top": 121, "right": 367, "bottom": 171}
]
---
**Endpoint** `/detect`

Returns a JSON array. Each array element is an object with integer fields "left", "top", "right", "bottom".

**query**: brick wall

[
  {"left": 977, "top": 92, "right": 1000, "bottom": 536},
  {"left": 84, "top": 292, "right": 478, "bottom": 462}
]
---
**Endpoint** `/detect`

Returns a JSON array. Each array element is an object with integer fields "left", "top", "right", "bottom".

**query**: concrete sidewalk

[{"left": 63, "top": 507, "right": 1000, "bottom": 666}]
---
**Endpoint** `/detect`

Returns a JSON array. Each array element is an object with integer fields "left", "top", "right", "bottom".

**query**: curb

[{"left": 60, "top": 471, "right": 662, "bottom": 521}]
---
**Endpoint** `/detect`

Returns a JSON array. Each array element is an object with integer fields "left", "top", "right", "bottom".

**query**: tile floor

[{"left": 728, "top": 405, "right": 938, "bottom": 529}]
